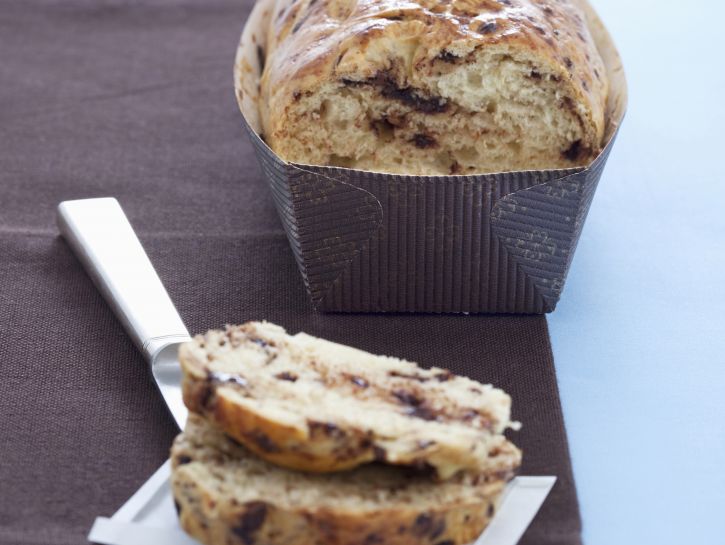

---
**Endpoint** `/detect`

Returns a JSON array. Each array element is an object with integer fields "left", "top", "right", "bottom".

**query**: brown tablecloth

[{"left": 0, "top": 1, "right": 581, "bottom": 544}]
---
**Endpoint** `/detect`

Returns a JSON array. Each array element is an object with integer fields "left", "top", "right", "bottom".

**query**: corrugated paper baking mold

[{"left": 234, "top": 0, "right": 627, "bottom": 313}]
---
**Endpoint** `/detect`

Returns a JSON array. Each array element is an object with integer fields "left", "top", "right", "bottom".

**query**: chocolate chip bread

[
  {"left": 180, "top": 322, "right": 521, "bottom": 479},
  {"left": 256, "top": 0, "right": 608, "bottom": 174},
  {"left": 172, "top": 414, "right": 509, "bottom": 545}
]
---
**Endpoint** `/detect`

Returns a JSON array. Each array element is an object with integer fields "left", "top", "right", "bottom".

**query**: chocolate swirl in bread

[
  {"left": 256, "top": 0, "right": 609, "bottom": 174},
  {"left": 172, "top": 414, "right": 509, "bottom": 545}
]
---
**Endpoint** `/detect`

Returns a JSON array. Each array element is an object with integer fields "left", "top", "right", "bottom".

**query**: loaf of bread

[
  {"left": 180, "top": 322, "right": 521, "bottom": 479},
  {"left": 172, "top": 414, "right": 509, "bottom": 545},
  {"left": 257, "top": 0, "right": 608, "bottom": 175}
]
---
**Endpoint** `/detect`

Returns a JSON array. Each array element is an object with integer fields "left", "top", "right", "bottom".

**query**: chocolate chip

[
  {"left": 256, "top": 45, "right": 265, "bottom": 72},
  {"left": 563, "top": 140, "right": 582, "bottom": 161},
  {"left": 412, "top": 134, "right": 437, "bottom": 149},
  {"left": 413, "top": 513, "right": 433, "bottom": 536},
  {"left": 198, "top": 383, "right": 213, "bottom": 408},
  {"left": 436, "top": 50, "right": 458, "bottom": 63},
  {"left": 469, "top": 387, "right": 482, "bottom": 394},
  {"left": 564, "top": 57, "right": 573, "bottom": 70},
  {"left": 364, "top": 72, "right": 448, "bottom": 114},
  {"left": 246, "top": 431, "right": 280, "bottom": 453},
  {"left": 430, "top": 519, "right": 446, "bottom": 540},
  {"left": 177, "top": 455, "right": 192, "bottom": 465},
  {"left": 349, "top": 375, "right": 369, "bottom": 388},
  {"left": 308, "top": 420, "right": 342, "bottom": 437},
  {"left": 487, "top": 503, "right": 495, "bottom": 517},
  {"left": 385, "top": 87, "right": 447, "bottom": 114},
  {"left": 340, "top": 77, "right": 364, "bottom": 87},
  {"left": 413, "top": 133, "right": 438, "bottom": 149},
  {"left": 543, "top": 6, "right": 554, "bottom": 15},
  {"left": 275, "top": 371, "right": 298, "bottom": 382},
  {"left": 232, "top": 502, "right": 268, "bottom": 545},
  {"left": 393, "top": 389, "right": 439, "bottom": 420},
  {"left": 292, "top": 90, "right": 302, "bottom": 101},
  {"left": 405, "top": 405, "right": 438, "bottom": 421},
  {"left": 393, "top": 389, "right": 422, "bottom": 406},
  {"left": 478, "top": 21, "right": 497, "bottom": 34},
  {"left": 364, "top": 533, "right": 384, "bottom": 545},
  {"left": 534, "top": 25, "right": 546, "bottom": 35},
  {"left": 224, "top": 434, "right": 243, "bottom": 448},
  {"left": 529, "top": 70, "right": 542, "bottom": 79},
  {"left": 373, "top": 445, "right": 387, "bottom": 461}
]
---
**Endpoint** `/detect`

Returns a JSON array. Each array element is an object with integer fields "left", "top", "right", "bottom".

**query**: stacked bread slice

[{"left": 172, "top": 322, "right": 522, "bottom": 545}]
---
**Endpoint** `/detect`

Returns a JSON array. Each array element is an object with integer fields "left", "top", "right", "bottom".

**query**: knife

[{"left": 57, "top": 197, "right": 190, "bottom": 429}]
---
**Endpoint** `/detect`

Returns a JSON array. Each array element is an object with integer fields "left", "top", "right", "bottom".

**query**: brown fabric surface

[{"left": 0, "top": 1, "right": 581, "bottom": 545}]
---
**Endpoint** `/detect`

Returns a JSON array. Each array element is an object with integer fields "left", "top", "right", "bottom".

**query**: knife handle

[{"left": 57, "top": 198, "right": 191, "bottom": 363}]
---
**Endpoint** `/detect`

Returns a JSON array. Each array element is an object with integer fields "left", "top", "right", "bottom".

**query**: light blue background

[{"left": 549, "top": 1, "right": 725, "bottom": 544}]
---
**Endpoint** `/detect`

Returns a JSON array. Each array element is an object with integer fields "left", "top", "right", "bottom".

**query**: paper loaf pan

[{"left": 234, "top": 0, "right": 627, "bottom": 313}]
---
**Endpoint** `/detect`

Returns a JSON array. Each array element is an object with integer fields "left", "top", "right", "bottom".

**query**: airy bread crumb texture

[
  {"left": 259, "top": 0, "right": 609, "bottom": 175},
  {"left": 172, "top": 414, "right": 505, "bottom": 545},
  {"left": 180, "top": 322, "right": 521, "bottom": 479},
  {"left": 276, "top": 48, "right": 591, "bottom": 174}
]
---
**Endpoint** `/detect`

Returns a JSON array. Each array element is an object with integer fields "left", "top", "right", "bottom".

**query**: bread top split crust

[{"left": 258, "top": 0, "right": 609, "bottom": 174}]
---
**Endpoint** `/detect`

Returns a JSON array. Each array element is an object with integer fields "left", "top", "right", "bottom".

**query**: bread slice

[
  {"left": 172, "top": 414, "right": 509, "bottom": 545},
  {"left": 180, "top": 322, "right": 521, "bottom": 479},
  {"left": 256, "top": 0, "right": 609, "bottom": 174}
]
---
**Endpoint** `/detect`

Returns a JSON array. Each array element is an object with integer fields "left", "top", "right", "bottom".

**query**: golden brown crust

[
  {"left": 184, "top": 373, "right": 373, "bottom": 472},
  {"left": 180, "top": 322, "right": 521, "bottom": 479},
  {"left": 258, "top": 0, "right": 608, "bottom": 169},
  {"left": 172, "top": 415, "right": 505, "bottom": 545}
]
